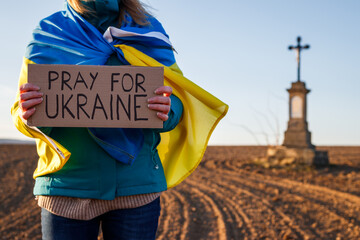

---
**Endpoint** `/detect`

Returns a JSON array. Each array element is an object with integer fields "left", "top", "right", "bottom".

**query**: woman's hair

[{"left": 67, "top": 0, "right": 150, "bottom": 26}]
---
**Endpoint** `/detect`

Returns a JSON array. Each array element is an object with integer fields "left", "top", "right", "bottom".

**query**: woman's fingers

[
  {"left": 19, "top": 83, "right": 40, "bottom": 93},
  {"left": 148, "top": 86, "right": 172, "bottom": 121},
  {"left": 156, "top": 112, "right": 169, "bottom": 121},
  {"left": 22, "top": 107, "right": 36, "bottom": 120},
  {"left": 147, "top": 96, "right": 171, "bottom": 105},
  {"left": 20, "top": 97, "right": 43, "bottom": 111},
  {"left": 154, "top": 86, "right": 172, "bottom": 97},
  {"left": 148, "top": 104, "right": 170, "bottom": 114},
  {"left": 18, "top": 83, "right": 43, "bottom": 119},
  {"left": 20, "top": 91, "right": 43, "bottom": 102}
]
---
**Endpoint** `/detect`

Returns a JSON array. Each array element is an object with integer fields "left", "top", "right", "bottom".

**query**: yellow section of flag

[{"left": 117, "top": 45, "right": 229, "bottom": 188}]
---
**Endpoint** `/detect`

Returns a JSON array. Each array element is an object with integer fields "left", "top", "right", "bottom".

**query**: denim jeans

[{"left": 41, "top": 197, "right": 161, "bottom": 240}]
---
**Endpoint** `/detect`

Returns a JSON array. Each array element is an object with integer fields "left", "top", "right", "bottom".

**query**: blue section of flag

[{"left": 25, "top": 3, "right": 175, "bottom": 67}]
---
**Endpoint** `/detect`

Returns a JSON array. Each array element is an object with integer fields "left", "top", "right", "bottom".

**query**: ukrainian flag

[{"left": 11, "top": 3, "right": 228, "bottom": 189}]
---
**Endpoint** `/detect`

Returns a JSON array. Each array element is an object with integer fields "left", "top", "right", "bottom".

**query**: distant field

[
  {"left": 1, "top": 145, "right": 359, "bottom": 240},
  {"left": 0, "top": 139, "right": 34, "bottom": 144}
]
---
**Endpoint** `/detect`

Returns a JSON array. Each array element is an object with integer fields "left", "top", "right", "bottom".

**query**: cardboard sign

[{"left": 27, "top": 64, "right": 164, "bottom": 128}]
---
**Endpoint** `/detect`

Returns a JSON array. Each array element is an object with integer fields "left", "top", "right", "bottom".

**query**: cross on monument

[{"left": 288, "top": 36, "right": 310, "bottom": 82}]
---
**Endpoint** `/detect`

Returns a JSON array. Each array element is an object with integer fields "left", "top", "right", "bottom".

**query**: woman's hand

[
  {"left": 147, "top": 86, "right": 172, "bottom": 121},
  {"left": 19, "top": 83, "right": 43, "bottom": 120}
]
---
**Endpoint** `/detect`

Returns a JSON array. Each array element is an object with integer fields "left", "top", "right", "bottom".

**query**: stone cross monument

[
  {"left": 254, "top": 36, "right": 328, "bottom": 167},
  {"left": 283, "top": 37, "right": 314, "bottom": 149}
]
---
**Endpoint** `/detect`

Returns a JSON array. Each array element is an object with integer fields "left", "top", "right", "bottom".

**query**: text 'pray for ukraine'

[{"left": 27, "top": 64, "right": 164, "bottom": 128}]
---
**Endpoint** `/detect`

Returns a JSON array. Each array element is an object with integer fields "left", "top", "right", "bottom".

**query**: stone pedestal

[
  {"left": 283, "top": 119, "right": 314, "bottom": 149},
  {"left": 283, "top": 81, "right": 314, "bottom": 149}
]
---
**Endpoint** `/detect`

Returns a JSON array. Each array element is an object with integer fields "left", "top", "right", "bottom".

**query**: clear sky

[{"left": 1, "top": 0, "right": 359, "bottom": 145}]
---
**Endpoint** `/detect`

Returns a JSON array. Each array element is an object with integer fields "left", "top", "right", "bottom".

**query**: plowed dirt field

[{"left": 1, "top": 145, "right": 359, "bottom": 240}]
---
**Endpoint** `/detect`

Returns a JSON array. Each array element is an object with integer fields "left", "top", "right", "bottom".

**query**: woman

[
  {"left": 12, "top": 0, "right": 228, "bottom": 239},
  {"left": 17, "top": 0, "right": 182, "bottom": 239}
]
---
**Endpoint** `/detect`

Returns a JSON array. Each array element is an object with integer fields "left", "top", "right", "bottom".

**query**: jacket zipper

[{"left": 152, "top": 131, "right": 159, "bottom": 170}]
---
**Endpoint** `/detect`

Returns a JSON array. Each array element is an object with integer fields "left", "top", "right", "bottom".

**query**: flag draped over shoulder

[{"left": 11, "top": 3, "right": 228, "bottom": 189}]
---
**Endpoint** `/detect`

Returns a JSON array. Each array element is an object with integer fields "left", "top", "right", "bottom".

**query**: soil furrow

[
  {"left": 189, "top": 175, "right": 311, "bottom": 240},
  {"left": 156, "top": 192, "right": 171, "bottom": 240},
  {"left": 195, "top": 167, "right": 360, "bottom": 239},
  {"left": 184, "top": 185, "right": 228, "bottom": 240},
  {"left": 186, "top": 179, "right": 258, "bottom": 240},
  {"left": 158, "top": 190, "right": 186, "bottom": 239},
  {"left": 171, "top": 190, "right": 191, "bottom": 240}
]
